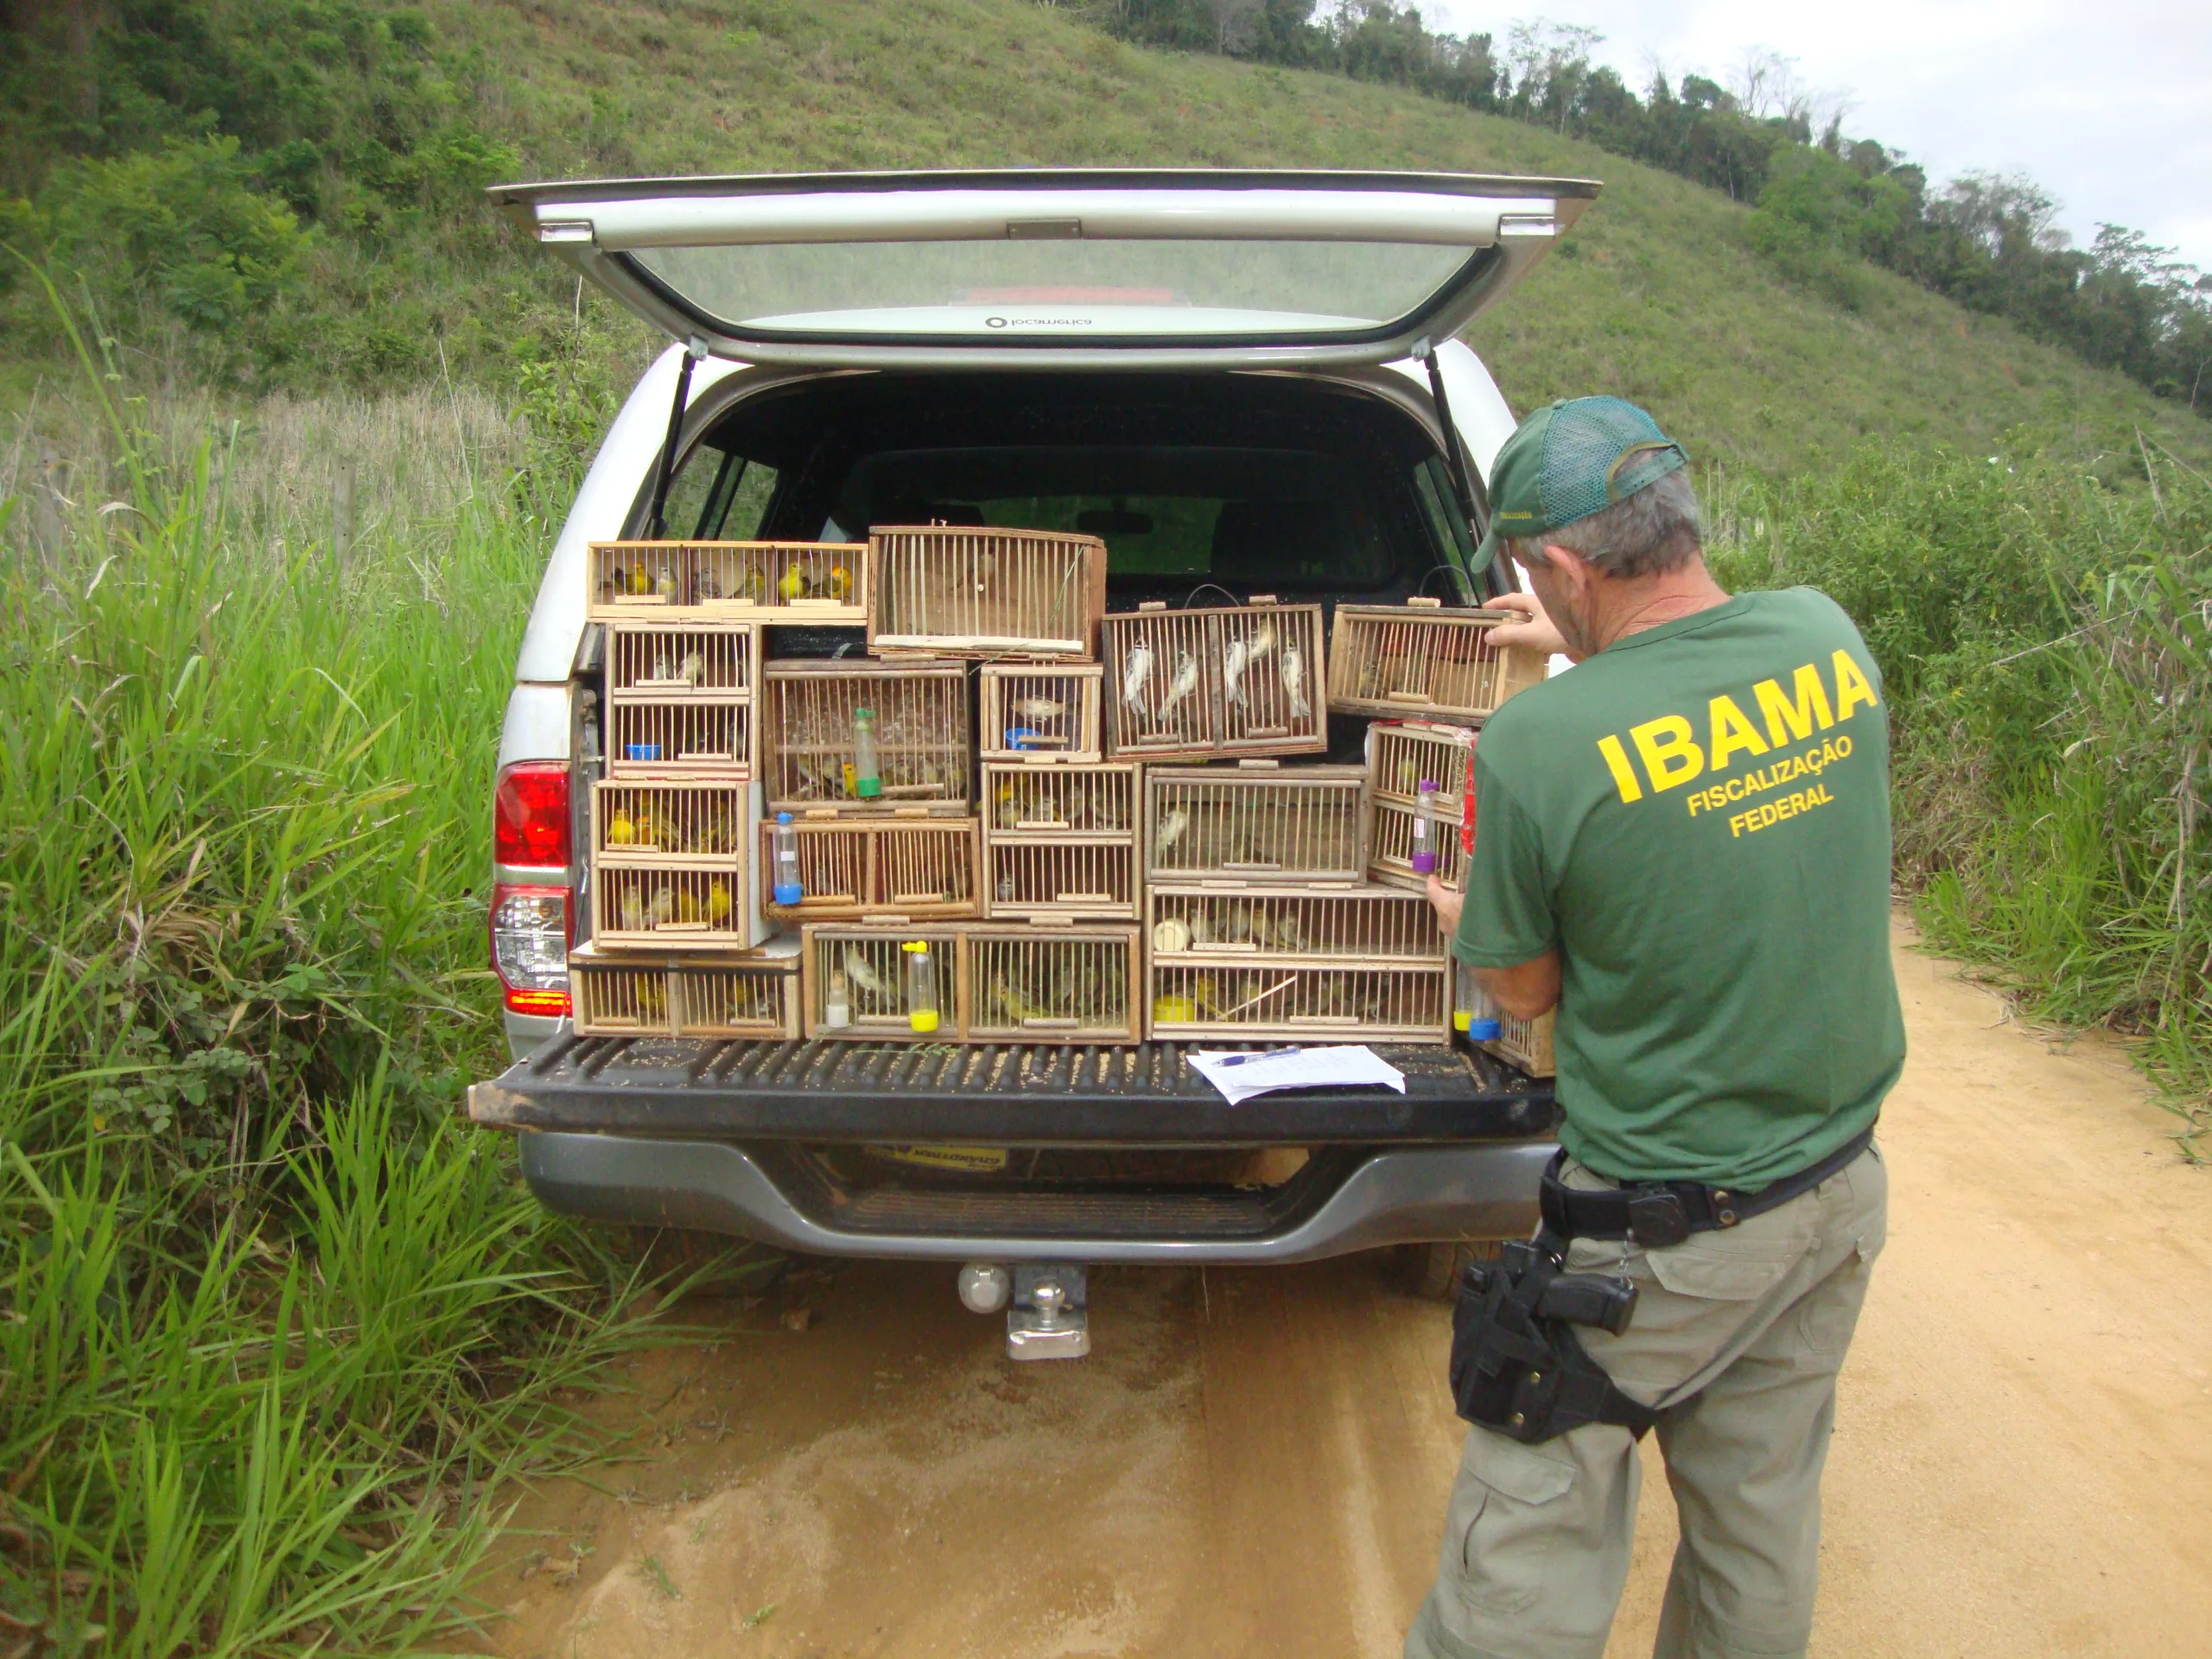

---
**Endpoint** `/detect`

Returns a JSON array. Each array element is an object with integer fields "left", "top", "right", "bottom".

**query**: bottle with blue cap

[
  {"left": 771, "top": 811, "right": 803, "bottom": 906},
  {"left": 1454, "top": 962, "right": 1503, "bottom": 1041}
]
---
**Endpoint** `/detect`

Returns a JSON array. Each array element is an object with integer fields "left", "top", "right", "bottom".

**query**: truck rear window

[{"left": 836, "top": 445, "right": 1395, "bottom": 589}]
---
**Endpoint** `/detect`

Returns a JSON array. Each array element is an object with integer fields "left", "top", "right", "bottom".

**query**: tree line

[{"left": 1072, "top": 1, "right": 2212, "bottom": 415}]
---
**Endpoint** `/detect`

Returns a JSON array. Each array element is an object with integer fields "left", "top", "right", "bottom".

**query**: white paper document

[{"left": 1187, "top": 1046, "right": 1408, "bottom": 1106}]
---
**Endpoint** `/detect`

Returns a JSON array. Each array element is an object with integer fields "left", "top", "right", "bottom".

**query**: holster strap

[{"left": 1539, "top": 1124, "right": 1875, "bottom": 1246}]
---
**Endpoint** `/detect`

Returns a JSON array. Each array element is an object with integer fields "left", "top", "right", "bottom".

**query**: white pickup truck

[{"left": 467, "top": 168, "right": 1592, "bottom": 1343}]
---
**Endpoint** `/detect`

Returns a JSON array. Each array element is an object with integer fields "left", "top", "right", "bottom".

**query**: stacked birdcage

[{"left": 574, "top": 517, "right": 1556, "bottom": 1070}]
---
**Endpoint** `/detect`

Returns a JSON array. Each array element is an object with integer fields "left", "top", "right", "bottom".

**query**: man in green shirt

[{"left": 1405, "top": 397, "right": 1902, "bottom": 1659}]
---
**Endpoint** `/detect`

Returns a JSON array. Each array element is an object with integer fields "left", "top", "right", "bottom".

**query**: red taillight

[
  {"left": 491, "top": 883, "right": 572, "bottom": 1018},
  {"left": 494, "top": 762, "right": 572, "bottom": 869}
]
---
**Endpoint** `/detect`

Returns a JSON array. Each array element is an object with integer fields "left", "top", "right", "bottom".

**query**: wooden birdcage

[
  {"left": 592, "top": 862, "right": 754, "bottom": 952},
  {"left": 1101, "top": 598, "right": 1327, "bottom": 761},
  {"left": 758, "top": 814, "right": 980, "bottom": 921},
  {"left": 568, "top": 944, "right": 800, "bottom": 1040},
  {"left": 1145, "top": 885, "right": 1447, "bottom": 964},
  {"left": 1144, "top": 764, "right": 1366, "bottom": 887},
  {"left": 1146, "top": 961, "right": 1449, "bottom": 1044},
  {"left": 760, "top": 658, "right": 970, "bottom": 815},
  {"left": 963, "top": 924, "right": 1142, "bottom": 1044},
  {"left": 979, "top": 664, "right": 1104, "bottom": 762},
  {"left": 588, "top": 541, "right": 867, "bottom": 624},
  {"left": 800, "top": 925, "right": 968, "bottom": 1041},
  {"left": 1327, "top": 601, "right": 1548, "bottom": 721},
  {"left": 1452, "top": 969, "right": 1556, "bottom": 1076},
  {"left": 592, "top": 780, "right": 747, "bottom": 871},
  {"left": 602, "top": 621, "right": 758, "bottom": 779},
  {"left": 867, "top": 525, "right": 1106, "bottom": 660},
  {"left": 1369, "top": 797, "right": 1466, "bottom": 893},
  {"left": 1367, "top": 720, "right": 1476, "bottom": 811},
  {"left": 981, "top": 761, "right": 1140, "bottom": 922}
]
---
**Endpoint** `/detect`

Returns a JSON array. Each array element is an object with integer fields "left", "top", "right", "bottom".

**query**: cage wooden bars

[
  {"left": 1146, "top": 961, "right": 1448, "bottom": 1044},
  {"left": 1146, "top": 885, "right": 1446, "bottom": 963},
  {"left": 756, "top": 815, "right": 980, "bottom": 922},
  {"left": 800, "top": 925, "right": 969, "bottom": 1041},
  {"left": 982, "top": 761, "right": 1140, "bottom": 922},
  {"left": 1367, "top": 720, "right": 1475, "bottom": 811},
  {"left": 1102, "top": 600, "right": 1326, "bottom": 761},
  {"left": 592, "top": 780, "right": 747, "bottom": 871},
  {"left": 568, "top": 945, "right": 800, "bottom": 1040},
  {"left": 963, "top": 925, "right": 1142, "bottom": 1044},
  {"left": 1327, "top": 604, "right": 1548, "bottom": 722},
  {"left": 979, "top": 664, "right": 1104, "bottom": 762},
  {"left": 1368, "top": 797, "right": 1467, "bottom": 893},
  {"left": 591, "top": 862, "right": 754, "bottom": 952},
  {"left": 605, "top": 697, "right": 753, "bottom": 780},
  {"left": 1144, "top": 765, "right": 1366, "bottom": 886},
  {"left": 604, "top": 621, "right": 757, "bottom": 699},
  {"left": 867, "top": 526, "right": 1106, "bottom": 660},
  {"left": 761, "top": 658, "right": 970, "bottom": 814},
  {"left": 588, "top": 541, "right": 867, "bottom": 624}
]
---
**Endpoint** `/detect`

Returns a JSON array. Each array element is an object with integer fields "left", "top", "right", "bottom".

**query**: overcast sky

[{"left": 1421, "top": 1, "right": 2212, "bottom": 270}]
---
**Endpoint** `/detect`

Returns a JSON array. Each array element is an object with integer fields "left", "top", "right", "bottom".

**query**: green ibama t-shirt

[{"left": 1455, "top": 587, "right": 1904, "bottom": 1187}]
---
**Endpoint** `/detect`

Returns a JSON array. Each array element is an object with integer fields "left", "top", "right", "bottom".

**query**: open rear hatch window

[{"left": 490, "top": 169, "right": 1597, "bottom": 368}]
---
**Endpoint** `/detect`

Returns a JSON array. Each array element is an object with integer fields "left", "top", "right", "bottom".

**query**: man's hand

[
  {"left": 1425, "top": 873, "right": 1464, "bottom": 938},
  {"left": 1484, "top": 589, "right": 1567, "bottom": 658}
]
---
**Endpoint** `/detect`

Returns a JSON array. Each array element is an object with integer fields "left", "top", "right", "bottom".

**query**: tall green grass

[
  {"left": 0, "top": 304, "right": 671, "bottom": 1649},
  {"left": 1710, "top": 436, "right": 2212, "bottom": 1151}
]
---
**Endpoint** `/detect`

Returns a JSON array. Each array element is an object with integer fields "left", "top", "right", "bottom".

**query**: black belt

[{"left": 1538, "top": 1124, "right": 1876, "bottom": 1249}]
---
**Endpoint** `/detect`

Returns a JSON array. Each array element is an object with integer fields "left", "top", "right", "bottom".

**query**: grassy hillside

[{"left": 5, "top": 0, "right": 2206, "bottom": 477}]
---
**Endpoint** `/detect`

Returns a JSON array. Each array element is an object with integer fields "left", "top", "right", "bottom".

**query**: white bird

[
  {"left": 1121, "top": 640, "right": 1154, "bottom": 711},
  {"left": 677, "top": 651, "right": 705, "bottom": 686},
  {"left": 1282, "top": 641, "right": 1311, "bottom": 719},
  {"left": 1222, "top": 638, "right": 1250, "bottom": 707},
  {"left": 620, "top": 890, "right": 645, "bottom": 931},
  {"left": 1154, "top": 806, "right": 1191, "bottom": 860},
  {"left": 1157, "top": 652, "right": 1199, "bottom": 724}
]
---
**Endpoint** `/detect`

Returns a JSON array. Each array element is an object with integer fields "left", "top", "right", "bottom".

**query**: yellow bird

[
  {"left": 628, "top": 563, "right": 651, "bottom": 595},
  {"left": 676, "top": 889, "right": 702, "bottom": 925},
  {"left": 708, "top": 880, "right": 732, "bottom": 923},
  {"left": 607, "top": 809, "right": 635, "bottom": 846},
  {"left": 828, "top": 563, "right": 852, "bottom": 601},
  {"left": 778, "top": 563, "right": 807, "bottom": 601}
]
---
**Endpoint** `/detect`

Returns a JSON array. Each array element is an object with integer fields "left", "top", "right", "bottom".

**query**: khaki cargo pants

[{"left": 1405, "top": 1143, "right": 1887, "bottom": 1659}]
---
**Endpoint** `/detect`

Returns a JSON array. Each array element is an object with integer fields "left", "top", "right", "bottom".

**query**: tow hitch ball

[{"left": 958, "top": 1262, "right": 1090, "bottom": 1361}]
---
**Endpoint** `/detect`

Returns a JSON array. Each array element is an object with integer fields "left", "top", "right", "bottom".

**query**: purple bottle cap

[{"left": 1419, "top": 779, "right": 1438, "bottom": 792}]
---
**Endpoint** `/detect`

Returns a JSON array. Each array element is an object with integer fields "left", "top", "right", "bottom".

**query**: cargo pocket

[
  {"left": 1644, "top": 1228, "right": 1809, "bottom": 1302},
  {"left": 1452, "top": 1429, "right": 1577, "bottom": 1617}
]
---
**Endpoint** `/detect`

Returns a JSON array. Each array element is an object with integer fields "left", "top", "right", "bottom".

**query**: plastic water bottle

[
  {"left": 771, "top": 811, "right": 803, "bottom": 906},
  {"left": 902, "top": 940, "right": 940, "bottom": 1034},
  {"left": 823, "top": 969, "right": 851, "bottom": 1030},
  {"left": 852, "top": 707, "right": 882, "bottom": 799},
  {"left": 1455, "top": 962, "right": 1502, "bottom": 1041},
  {"left": 1411, "top": 779, "right": 1440, "bottom": 875}
]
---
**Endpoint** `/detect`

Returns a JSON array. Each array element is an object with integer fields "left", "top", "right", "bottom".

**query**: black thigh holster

[{"left": 1448, "top": 1235, "right": 1658, "bottom": 1444}]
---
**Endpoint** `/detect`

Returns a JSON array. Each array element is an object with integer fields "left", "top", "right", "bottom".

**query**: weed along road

[{"left": 486, "top": 925, "right": 2212, "bottom": 1659}]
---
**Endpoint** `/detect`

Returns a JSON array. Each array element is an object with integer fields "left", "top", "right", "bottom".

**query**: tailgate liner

[{"left": 470, "top": 1036, "right": 1555, "bottom": 1145}]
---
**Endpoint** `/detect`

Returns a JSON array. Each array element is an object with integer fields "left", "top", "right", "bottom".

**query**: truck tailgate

[{"left": 469, "top": 1036, "right": 1556, "bottom": 1145}]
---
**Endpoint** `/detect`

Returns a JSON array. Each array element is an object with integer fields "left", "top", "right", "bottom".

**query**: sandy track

[{"left": 485, "top": 927, "right": 2212, "bottom": 1658}]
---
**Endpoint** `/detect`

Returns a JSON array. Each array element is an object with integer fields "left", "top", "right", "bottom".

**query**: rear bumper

[{"left": 518, "top": 1131, "right": 1552, "bottom": 1263}]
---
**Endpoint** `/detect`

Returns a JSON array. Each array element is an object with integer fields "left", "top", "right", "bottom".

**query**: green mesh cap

[{"left": 1475, "top": 397, "right": 1688, "bottom": 570}]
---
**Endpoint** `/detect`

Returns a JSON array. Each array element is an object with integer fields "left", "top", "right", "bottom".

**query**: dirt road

[{"left": 486, "top": 926, "right": 2212, "bottom": 1658}]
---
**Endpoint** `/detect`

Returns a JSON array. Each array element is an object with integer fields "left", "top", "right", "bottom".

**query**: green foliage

[
  {"left": 1710, "top": 438, "right": 2212, "bottom": 1146},
  {"left": 24, "top": 137, "right": 311, "bottom": 363},
  {"left": 0, "top": 296, "right": 702, "bottom": 1645}
]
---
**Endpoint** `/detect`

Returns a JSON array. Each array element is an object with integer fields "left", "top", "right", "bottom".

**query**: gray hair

[{"left": 1510, "top": 467, "right": 1703, "bottom": 581}]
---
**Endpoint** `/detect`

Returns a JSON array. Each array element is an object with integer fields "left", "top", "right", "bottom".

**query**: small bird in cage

[
  {"left": 692, "top": 568, "right": 722, "bottom": 603},
  {"left": 1121, "top": 639, "right": 1154, "bottom": 711},
  {"left": 650, "top": 887, "right": 675, "bottom": 926},
  {"left": 607, "top": 807, "right": 636, "bottom": 846},
  {"left": 1014, "top": 695, "right": 1065, "bottom": 722},
  {"left": 677, "top": 651, "right": 705, "bottom": 686},
  {"left": 1154, "top": 805, "right": 1190, "bottom": 858},
  {"left": 778, "top": 563, "right": 809, "bottom": 601},
  {"left": 843, "top": 947, "right": 888, "bottom": 1005},
  {"left": 1282, "top": 642, "right": 1312, "bottom": 719},
  {"left": 1157, "top": 652, "right": 1199, "bottom": 726},
  {"left": 1249, "top": 617, "right": 1277, "bottom": 665},
  {"left": 655, "top": 568, "right": 678, "bottom": 601},
  {"left": 1223, "top": 637, "right": 1250, "bottom": 707},
  {"left": 620, "top": 889, "right": 645, "bottom": 931}
]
